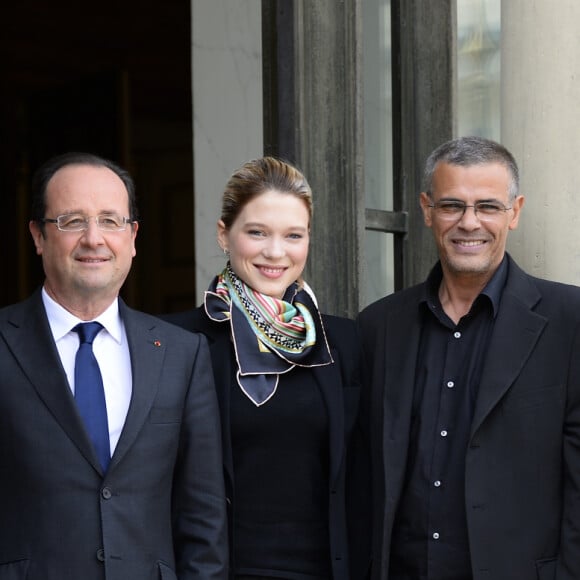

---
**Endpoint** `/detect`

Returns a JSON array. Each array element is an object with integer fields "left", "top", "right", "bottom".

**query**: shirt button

[
  {"left": 446, "top": 381, "right": 454, "bottom": 388},
  {"left": 434, "top": 480, "right": 441, "bottom": 487},
  {"left": 440, "top": 430, "right": 448, "bottom": 437},
  {"left": 433, "top": 532, "right": 440, "bottom": 540},
  {"left": 454, "top": 331, "right": 461, "bottom": 338}
]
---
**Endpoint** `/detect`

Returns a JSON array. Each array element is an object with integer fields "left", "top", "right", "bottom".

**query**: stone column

[
  {"left": 292, "top": 0, "right": 365, "bottom": 318},
  {"left": 502, "top": 1, "right": 580, "bottom": 284}
]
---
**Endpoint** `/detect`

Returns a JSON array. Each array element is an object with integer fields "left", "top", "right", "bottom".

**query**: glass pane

[
  {"left": 363, "top": 0, "right": 394, "bottom": 305},
  {"left": 457, "top": 0, "right": 501, "bottom": 139},
  {"left": 365, "top": 230, "right": 394, "bottom": 306}
]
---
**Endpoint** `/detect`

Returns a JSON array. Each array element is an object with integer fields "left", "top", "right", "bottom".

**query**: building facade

[{"left": 2, "top": 0, "right": 579, "bottom": 316}]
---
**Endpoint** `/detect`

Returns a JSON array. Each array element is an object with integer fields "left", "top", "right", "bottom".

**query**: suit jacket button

[
  {"left": 96, "top": 548, "right": 105, "bottom": 562},
  {"left": 101, "top": 487, "right": 112, "bottom": 499}
]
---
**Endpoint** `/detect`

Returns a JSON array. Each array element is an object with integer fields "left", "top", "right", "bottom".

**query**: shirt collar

[
  {"left": 481, "top": 256, "right": 508, "bottom": 316},
  {"left": 421, "top": 255, "right": 508, "bottom": 319},
  {"left": 41, "top": 287, "right": 123, "bottom": 344}
]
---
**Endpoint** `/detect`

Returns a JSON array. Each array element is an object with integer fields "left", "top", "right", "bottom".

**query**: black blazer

[
  {"left": 0, "top": 291, "right": 228, "bottom": 580},
  {"left": 357, "top": 255, "right": 580, "bottom": 580},
  {"left": 163, "top": 306, "right": 367, "bottom": 580}
]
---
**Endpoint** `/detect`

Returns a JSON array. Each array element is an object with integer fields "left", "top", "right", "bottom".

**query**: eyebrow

[
  {"left": 437, "top": 196, "right": 503, "bottom": 202},
  {"left": 51, "top": 209, "right": 126, "bottom": 216},
  {"left": 244, "top": 222, "right": 308, "bottom": 231}
]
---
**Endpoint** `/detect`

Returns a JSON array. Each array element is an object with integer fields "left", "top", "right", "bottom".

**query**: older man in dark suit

[
  {"left": 0, "top": 152, "right": 227, "bottom": 579},
  {"left": 358, "top": 136, "right": 580, "bottom": 580}
]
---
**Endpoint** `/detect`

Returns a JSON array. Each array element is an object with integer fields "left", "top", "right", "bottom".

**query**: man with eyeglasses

[
  {"left": 358, "top": 136, "right": 580, "bottom": 580},
  {"left": 0, "top": 152, "right": 227, "bottom": 579}
]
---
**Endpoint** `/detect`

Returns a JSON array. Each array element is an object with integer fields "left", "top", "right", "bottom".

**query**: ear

[
  {"left": 130, "top": 221, "right": 139, "bottom": 257},
  {"left": 419, "top": 192, "right": 433, "bottom": 227},
  {"left": 29, "top": 220, "right": 45, "bottom": 255},
  {"left": 508, "top": 195, "right": 525, "bottom": 231},
  {"left": 216, "top": 219, "right": 228, "bottom": 252}
]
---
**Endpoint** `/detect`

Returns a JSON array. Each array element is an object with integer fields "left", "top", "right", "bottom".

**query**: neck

[
  {"left": 437, "top": 271, "right": 491, "bottom": 324},
  {"left": 44, "top": 284, "right": 117, "bottom": 321}
]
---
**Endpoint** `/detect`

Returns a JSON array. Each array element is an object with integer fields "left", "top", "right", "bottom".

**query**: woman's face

[{"left": 217, "top": 189, "right": 310, "bottom": 298}]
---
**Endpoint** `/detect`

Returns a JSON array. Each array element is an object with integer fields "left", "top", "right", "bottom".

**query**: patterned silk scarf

[{"left": 204, "top": 264, "right": 333, "bottom": 406}]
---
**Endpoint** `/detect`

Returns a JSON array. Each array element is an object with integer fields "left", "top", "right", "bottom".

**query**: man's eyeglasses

[
  {"left": 40, "top": 213, "right": 135, "bottom": 232},
  {"left": 428, "top": 200, "right": 512, "bottom": 222}
]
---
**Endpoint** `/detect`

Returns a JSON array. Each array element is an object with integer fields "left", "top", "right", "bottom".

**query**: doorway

[{"left": 0, "top": 0, "right": 196, "bottom": 314}]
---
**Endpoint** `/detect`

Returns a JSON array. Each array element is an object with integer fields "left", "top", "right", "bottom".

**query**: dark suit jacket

[
  {"left": 357, "top": 255, "right": 580, "bottom": 580},
  {"left": 0, "top": 291, "right": 228, "bottom": 580},
  {"left": 162, "top": 306, "right": 367, "bottom": 580}
]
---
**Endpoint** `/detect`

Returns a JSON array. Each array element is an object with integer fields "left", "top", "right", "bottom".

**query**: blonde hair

[{"left": 220, "top": 157, "right": 312, "bottom": 229}]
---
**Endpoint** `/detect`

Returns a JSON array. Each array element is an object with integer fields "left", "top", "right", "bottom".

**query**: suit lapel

[
  {"left": 313, "top": 352, "right": 344, "bottom": 488},
  {"left": 203, "top": 324, "right": 233, "bottom": 431},
  {"left": 108, "top": 303, "right": 166, "bottom": 470},
  {"left": 1, "top": 292, "right": 102, "bottom": 471},
  {"left": 382, "top": 293, "right": 423, "bottom": 463},
  {"left": 471, "top": 262, "right": 545, "bottom": 436},
  {"left": 195, "top": 316, "right": 236, "bottom": 485},
  {"left": 379, "top": 290, "right": 424, "bottom": 541}
]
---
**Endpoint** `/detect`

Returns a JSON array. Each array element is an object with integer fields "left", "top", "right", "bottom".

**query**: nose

[
  {"left": 80, "top": 218, "right": 105, "bottom": 245},
  {"left": 262, "top": 237, "right": 285, "bottom": 259},
  {"left": 457, "top": 205, "right": 481, "bottom": 229}
]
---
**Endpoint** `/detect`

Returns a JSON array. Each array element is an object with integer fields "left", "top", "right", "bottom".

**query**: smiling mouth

[
  {"left": 257, "top": 265, "right": 287, "bottom": 275},
  {"left": 454, "top": 240, "right": 486, "bottom": 247},
  {"left": 77, "top": 257, "right": 109, "bottom": 263}
]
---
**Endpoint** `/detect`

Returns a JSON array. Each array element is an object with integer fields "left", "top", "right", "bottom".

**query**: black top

[
  {"left": 231, "top": 365, "right": 331, "bottom": 578},
  {"left": 390, "top": 259, "right": 507, "bottom": 580},
  {"left": 160, "top": 306, "right": 367, "bottom": 580}
]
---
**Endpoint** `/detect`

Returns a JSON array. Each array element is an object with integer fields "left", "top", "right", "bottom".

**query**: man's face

[
  {"left": 420, "top": 161, "right": 524, "bottom": 281},
  {"left": 29, "top": 164, "right": 138, "bottom": 312}
]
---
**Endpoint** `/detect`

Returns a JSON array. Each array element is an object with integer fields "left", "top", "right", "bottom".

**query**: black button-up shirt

[{"left": 389, "top": 258, "right": 508, "bottom": 580}]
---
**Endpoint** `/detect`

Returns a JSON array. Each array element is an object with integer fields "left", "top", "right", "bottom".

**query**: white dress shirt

[{"left": 42, "top": 288, "right": 133, "bottom": 455}]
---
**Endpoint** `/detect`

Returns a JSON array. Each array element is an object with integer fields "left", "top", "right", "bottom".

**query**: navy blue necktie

[{"left": 73, "top": 322, "right": 110, "bottom": 472}]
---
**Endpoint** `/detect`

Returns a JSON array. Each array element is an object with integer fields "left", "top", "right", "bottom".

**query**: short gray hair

[{"left": 422, "top": 136, "right": 519, "bottom": 200}]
